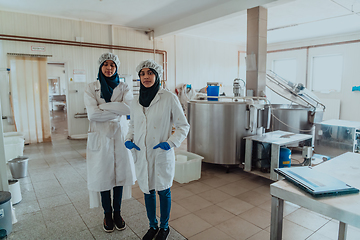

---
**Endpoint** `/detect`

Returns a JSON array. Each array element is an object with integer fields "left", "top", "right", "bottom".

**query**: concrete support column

[{"left": 246, "top": 6, "right": 268, "bottom": 97}]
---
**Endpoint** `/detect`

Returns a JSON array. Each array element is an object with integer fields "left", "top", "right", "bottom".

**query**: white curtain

[{"left": 9, "top": 56, "right": 51, "bottom": 144}]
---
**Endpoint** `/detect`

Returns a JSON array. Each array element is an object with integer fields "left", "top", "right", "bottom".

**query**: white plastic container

[
  {"left": 3, "top": 132, "right": 24, "bottom": 138},
  {"left": 174, "top": 151, "right": 204, "bottom": 184},
  {"left": 176, "top": 154, "right": 187, "bottom": 163},
  {"left": 4, "top": 136, "right": 24, "bottom": 162},
  {"left": 8, "top": 180, "right": 22, "bottom": 205}
]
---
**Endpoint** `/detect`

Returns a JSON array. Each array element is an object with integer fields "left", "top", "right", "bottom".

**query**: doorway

[{"left": 47, "top": 63, "right": 68, "bottom": 140}]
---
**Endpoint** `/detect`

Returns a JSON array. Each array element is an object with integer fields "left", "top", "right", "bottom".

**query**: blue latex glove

[
  {"left": 153, "top": 142, "right": 171, "bottom": 150},
  {"left": 125, "top": 141, "right": 140, "bottom": 151}
]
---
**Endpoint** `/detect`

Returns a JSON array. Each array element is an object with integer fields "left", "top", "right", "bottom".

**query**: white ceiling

[{"left": 1, "top": 0, "right": 360, "bottom": 45}]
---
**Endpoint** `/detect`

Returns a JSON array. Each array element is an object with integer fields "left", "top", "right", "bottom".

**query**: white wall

[
  {"left": 308, "top": 43, "right": 360, "bottom": 121},
  {"left": 267, "top": 33, "right": 360, "bottom": 121},
  {"left": 161, "top": 34, "right": 245, "bottom": 96},
  {"left": 0, "top": 11, "right": 243, "bottom": 138},
  {"left": 266, "top": 49, "right": 307, "bottom": 105},
  {"left": 0, "top": 11, "right": 163, "bottom": 138},
  {"left": 3, "top": 10, "right": 359, "bottom": 139},
  {"left": 0, "top": 39, "right": 15, "bottom": 132}
]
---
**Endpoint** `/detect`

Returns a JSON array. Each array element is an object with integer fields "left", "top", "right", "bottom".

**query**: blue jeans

[
  {"left": 100, "top": 186, "right": 123, "bottom": 214},
  {"left": 144, "top": 188, "right": 171, "bottom": 230}
]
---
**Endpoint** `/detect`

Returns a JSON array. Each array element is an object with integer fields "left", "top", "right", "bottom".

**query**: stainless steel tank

[
  {"left": 187, "top": 100, "right": 269, "bottom": 165},
  {"left": 270, "top": 104, "right": 323, "bottom": 134}
]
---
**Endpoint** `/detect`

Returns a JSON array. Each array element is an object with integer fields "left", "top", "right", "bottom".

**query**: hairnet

[
  {"left": 98, "top": 52, "right": 120, "bottom": 70},
  {"left": 136, "top": 59, "right": 163, "bottom": 79}
]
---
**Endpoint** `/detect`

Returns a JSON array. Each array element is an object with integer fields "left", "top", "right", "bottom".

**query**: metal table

[
  {"left": 244, "top": 130, "right": 312, "bottom": 180},
  {"left": 270, "top": 152, "right": 360, "bottom": 240}
]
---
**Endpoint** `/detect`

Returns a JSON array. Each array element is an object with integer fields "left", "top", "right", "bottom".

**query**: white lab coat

[
  {"left": 84, "top": 80, "right": 136, "bottom": 207},
  {"left": 126, "top": 89, "right": 190, "bottom": 194}
]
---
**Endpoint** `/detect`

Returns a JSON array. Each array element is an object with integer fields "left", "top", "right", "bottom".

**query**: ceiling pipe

[{"left": 0, "top": 34, "right": 168, "bottom": 81}]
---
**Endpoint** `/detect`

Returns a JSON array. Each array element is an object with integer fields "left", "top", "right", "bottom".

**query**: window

[
  {"left": 272, "top": 58, "right": 297, "bottom": 83},
  {"left": 311, "top": 55, "right": 343, "bottom": 92},
  {"left": 267, "top": 59, "right": 297, "bottom": 104}
]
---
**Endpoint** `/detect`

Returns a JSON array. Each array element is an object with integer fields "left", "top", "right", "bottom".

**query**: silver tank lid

[{"left": 266, "top": 70, "right": 325, "bottom": 111}]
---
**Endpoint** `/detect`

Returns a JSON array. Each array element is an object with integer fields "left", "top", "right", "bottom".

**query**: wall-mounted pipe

[
  {"left": 267, "top": 38, "right": 360, "bottom": 54},
  {"left": 305, "top": 47, "right": 309, "bottom": 87},
  {"left": 238, "top": 51, "right": 240, "bottom": 78},
  {"left": 267, "top": 38, "right": 360, "bottom": 91},
  {"left": 0, "top": 34, "right": 168, "bottom": 81},
  {"left": 237, "top": 51, "right": 246, "bottom": 78},
  {"left": 7, "top": 53, "right": 53, "bottom": 58}
]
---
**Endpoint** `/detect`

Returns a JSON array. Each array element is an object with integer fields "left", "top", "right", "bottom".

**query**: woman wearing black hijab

[
  {"left": 125, "top": 59, "right": 189, "bottom": 240},
  {"left": 84, "top": 53, "right": 136, "bottom": 233}
]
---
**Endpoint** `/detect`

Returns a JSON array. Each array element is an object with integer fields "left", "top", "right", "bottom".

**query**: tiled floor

[
  {"left": 5, "top": 113, "right": 360, "bottom": 239},
  {"left": 49, "top": 110, "right": 68, "bottom": 141}
]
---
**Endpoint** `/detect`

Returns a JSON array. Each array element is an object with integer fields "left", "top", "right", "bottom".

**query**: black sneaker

[
  {"left": 142, "top": 227, "right": 159, "bottom": 240},
  {"left": 103, "top": 212, "right": 115, "bottom": 233},
  {"left": 155, "top": 228, "right": 170, "bottom": 240},
  {"left": 113, "top": 211, "right": 126, "bottom": 231}
]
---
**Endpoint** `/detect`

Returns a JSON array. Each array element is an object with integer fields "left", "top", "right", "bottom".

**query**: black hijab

[
  {"left": 139, "top": 68, "right": 160, "bottom": 107},
  {"left": 97, "top": 62, "right": 119, "bottom": 103}
]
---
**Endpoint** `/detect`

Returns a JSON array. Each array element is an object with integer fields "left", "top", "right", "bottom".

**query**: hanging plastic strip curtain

[{"left": 9, "top": 56, "right": 51, "bottom": 144}]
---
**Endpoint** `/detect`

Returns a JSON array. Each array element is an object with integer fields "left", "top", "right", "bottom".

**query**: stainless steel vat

[
  {"left": 269, "top": 104, "right": 323, "bottom": 134},
  {"left": 187, "top": 100, "right": 268, "bottom": 165}
]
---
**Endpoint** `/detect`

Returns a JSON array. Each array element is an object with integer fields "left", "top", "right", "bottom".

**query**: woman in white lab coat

[
  {"left": 125, "top": 59, "right": 189, "bottom": 240},
  {"left": 84, "top": 52, "right": 136, "bottom": 233}
]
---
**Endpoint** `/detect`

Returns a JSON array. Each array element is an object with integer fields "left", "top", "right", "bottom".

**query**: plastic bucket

[
  {"left": 279, "top": 147, "right": 291, "bottom": 168},
  {"left": 0, "top": 191, "right": 12, "bottom": 236},
  {"left": 8, "top": 180, "right": 22, "bottom": 205},
  {"left": 207, "top": 86, "right": 219, "bottom": 101},
  {"left": 8, "top": 156, "right": 29, "bottom": 179}
]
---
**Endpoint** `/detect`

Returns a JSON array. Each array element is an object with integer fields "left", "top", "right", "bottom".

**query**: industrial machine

[
  {"left": 250, "top": 142, "right": 314, "bottom": 173},
  {"left": 252, "top": 142, "right": 271, "bottom": 172},
  {"left": 233, "top": 78, "right": 246, "bottom": 98},
  {"left": 187, "top": 96, "right": 271, "bottom": 167},
  {"left": 266, "top": 70, "right": 325, "bottom": 134},
  {"left": 247, "top": 71, "right": 325, "bottom": 174},
  {"left": 302, "top": 146, "right": 313, "bottom": 166},
  {"left": 314, "top": 119, "right": 360, "bottom": 158},
  {"left": 187, "top": 70, "right": 325, "bottom": 172},
  {"left": 270, "top": 104, "right": 323, "bottom": 134}
]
